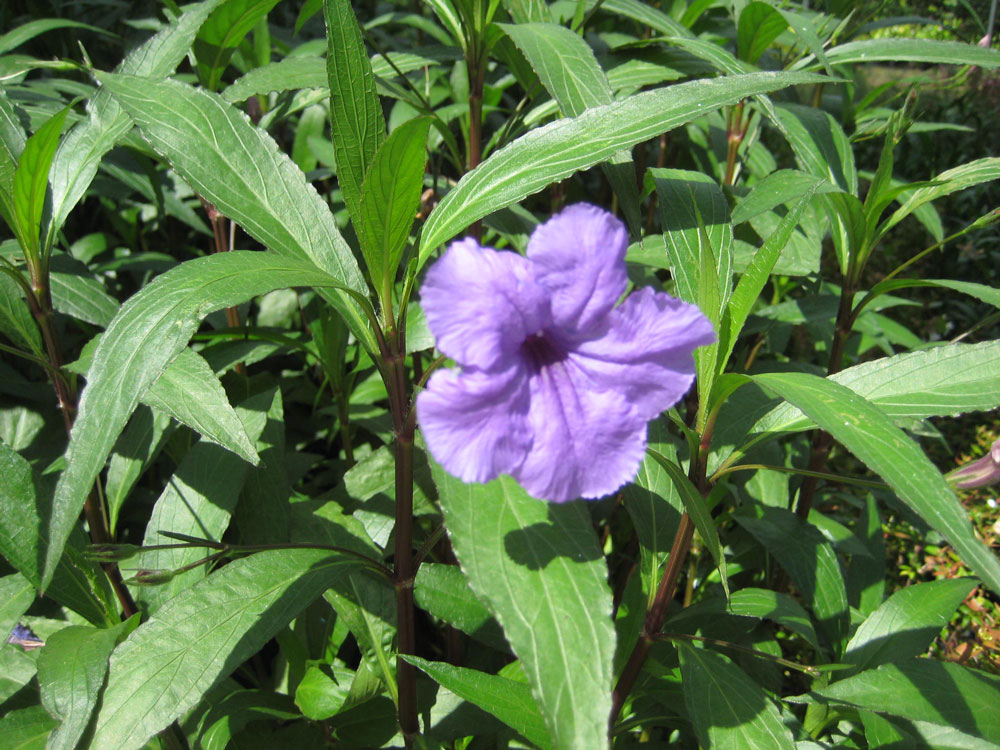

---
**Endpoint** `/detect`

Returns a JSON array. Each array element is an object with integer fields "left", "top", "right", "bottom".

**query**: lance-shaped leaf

[
  {"left": 754, "top": 371, "right": 1000, "bottom": 595},
  {"left": 876, "top": 157, "right": 1000, "bottom": 242},
  {"left": 194, "top": 0, "right": 282, "bottom": 91},
  {"left": 89, "top": 549, "right": 357, "bottom": 750},
  {"left": 404, "top": 656, "right": 551, "bottom": 749},
  {"left": 324, "top": 0, "right": 386, "bottom": 222},
  {"left": 355, "top": 116, "right": 430, "bottom": 291},
  {"left": 818, "top": 38, "right": 1000, "bottom": 68},
  {"left": 37, "top": 616, "right": 139, "bottom": 750},
  {"left": 679, "top": 643, "right": 796, "bottom": 750},
  {"left": 46, "top": 0, "right": 226, "bottom": 252},
  {"left": 0, "top": 442, "right": 113, "bottom": 625},
  {"left": 42, "top": 251, "right": 359, "bottom": 590},
  {"left": 0, "top": 91, "right": 27, "bottom": 231},
  {"left": 94, "top": 72, "right": 373, "bottom": 349},
  {"left": 432, "top": 465, "right": 615, "bottom": 750},
  {"left": 11, "top": 105, "right": 71, "bottom": 262},
  {"left": 134, "top": 390, "right": 275, "bottom": 614},
  {"left": 797, "top": 659, "right": 1000, "bottom": 744},
  {"left": 500, "top": 21, "right": 641, "bottom": 236},
  {"left": 419, "top": 71, "right": 829, "bottom": 267}
]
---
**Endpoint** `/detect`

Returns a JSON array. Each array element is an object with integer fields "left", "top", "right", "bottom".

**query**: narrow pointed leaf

[
  {"left": 90, "top": 550, "right": 356, "bottom": 750},
  {"left": 37, "top": 616, "right": 139, "bottom": 750},
  {"left": 679, "top": 643, "right": 796, "bottom": 750},
  {"left": 12, "top": 105, "right": 71, "bottom": 260},
  {"left": 404, "top": 656, "right": 551, "bottom": 750},
  {"left": 877, "top": 157, "right": 1000, "bottom": 241},
  {"left": 324, "top": 0, "right": 386, "bottom": 222},
  {"left": 43, "top": 251, "right": 354, "bottom": 590},
  {"left": 432, "top": 466, "right": 615, "bottom": 750},
  {"left": 356, "top": 116, "right": 430, "bottom": 288},
  {"left": 821, "top": 38, "right": 1000, "bottom": 68},
  {"left": 800, "top": 659, "right": 1000, "bottom": 744},
  {"left": 94, "top": 72, "right": 373, "bottom": 348},
  {"left": 135, "top": 390, "right": 274, "bottom": 613},
  {"left": 419, "top": 71, "right": 829, "bottom": 266},
  {"left": 499, "top": 21, "right": 641, "bottom": 234},
  {"left": 193, "top": 0, "right": 282, "bottom": 91},
  {"left": 754, "top": 371, "right": 1000, "bottom": 595},
  {"left": 844, "top": 578, "right": 976, "bottom": 674},
  {"left": 46, "top": 0, "right": 226, "bottom": 251}
]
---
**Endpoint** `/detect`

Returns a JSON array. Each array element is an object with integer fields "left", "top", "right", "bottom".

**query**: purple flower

[{"left": 417, "top": 203, "right": 716, "bottom": 502}]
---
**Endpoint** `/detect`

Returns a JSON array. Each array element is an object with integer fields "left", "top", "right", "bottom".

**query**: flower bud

[{"left": 947, "top": 438, "right": 1000, "bottom": 490}]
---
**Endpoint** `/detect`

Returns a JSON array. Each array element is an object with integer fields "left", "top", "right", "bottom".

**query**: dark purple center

[{"left": 520, "top": 331, "right": 566, "bottom": 372}]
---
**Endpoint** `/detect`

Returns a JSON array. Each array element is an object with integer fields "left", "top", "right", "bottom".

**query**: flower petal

[
  {"left": 417, "top": 365, "right": 532, "bottom": 484},
  {"left": 569, "top": 287, "right": 716, "bottom": 419},
  {"left": 527, "top": 203, "right": 629, "bottom": 333},
  {"left": 513, "top": 361, "right": 648, "bottom": 502},
  {"left": 421, "top": 238, "right": 547, "bottom": 370}
]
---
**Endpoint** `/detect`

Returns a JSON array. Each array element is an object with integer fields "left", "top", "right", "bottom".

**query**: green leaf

[
  {"left": 414, "top": 563, "right": 507, "bottom": 651},
  {"left": 754, "top": 371, "right": 1000, "bottom": 596},
  {"left": 0, "top": 645, "right": 39, "bottom": 705},
  {"left": 653, "top": 168, "right": 731, "bottom": 417},
  {"left": 0, "top": 91, "right": 27, "bottom": 232},
  {"left": 751, "top": 341, "right": 1000, "bottom": 437},
  {"left": 727, "top": 587, "right": 821, "bottom": 653},
  {"left": 135, "top": 390, "right": 275, "bottom": 613},
  {"left": 0, "top": 18, "right": 112, "bottom": 56},
  {"left": 865, "top": 278, "right": 1000, "bottom": 313},
  {"left": 404, "top": 656, "right": 551, "bottom": 750},
  {"left": 722, "top": 188, "right": 817, "bottom": 371},
  {"left": 432, "top": 466, "right": 615, "bottom": 750},
  {"left": 37, "top": 616, "right": 139, "bottom": 750},
  {"left": 734, "top": 506, "right": 848, "bottom": 651},
  {"left": 876, "top": 157, "right": 1000, "bottom": 242},
  {"left": 356, "top": 116, "right": 430, "bottom": 291},
  {"left": 499, "top": 21, "right": 641, "bottom": 235},
  {"left": 621, "top": 421, "right": 683, "bottom": 606},
  {"left": 847, "top": 495, "right": 886, "bottom": 618},
  {"left": 70, "top": 340, "right": 259, "bottom": 467},
  {"left": 11, "top": 105, "right": 71, "bottom": 262},
  {"left": 324, "top": 0, "right": 386, "bottom": 223},
  {"left": 737, "top": 2, "right": 788, "bottom": 64},
  {"left": 653, "top": 168, "right": 732, "bottom": 316},
  {"left": 49, "top": 270, "right": 119, "bottom": 327},
  {"left": 419, "top": 71, "right": 830, "bottom": 266},
  {"left": 649, "top": 450, "right": 728, "bottom": 599},
  {"left": 679, "top": 643, "right": 796, "bottom": 750},
  {"left": 0, "top": 441, "right": 112, "bottom": 625},
  {"left": 194, "top": 0, "right": 282, "bottom": 91},
  {"left": 324, "top": 570, "right": 398, "bottom": 699},
  {"left": 598, "top": 0, "right": 692, "bottom": 38},
  {"left": 93, "top": 72, "right": 373, "bottom": 349},
  {"left": 90, "top": 549, "right": 356, "bottom": 750},
  {"left": 221, "top": 52, "right": 442, "bottom": 103},
  {"left": 0, "top": 706, "right": 57, "bottom": 750},
  {"left": 0, "top": 573, "right": 35, "bottom": 643},
  {"left": 105, "top": 406, "right": 173, "bottom": 535},
  {"left": 773, "top": 106, "right": 858, "bottom": 263},
  {"left": 46, "top": 0, "right": 226, "bottom": 254},
  {"left": 143, "top": 348, "right": 258, "bottom": 464},
  {"left": 44, "top": 251, "right": 355, "bottom": 590},
  {"left": 234, "top": 388, "right": 290, "bottom": 544},
  {"left": 820, "top": 38, "right": 1000, "bottom": 68},
  {"left": 844, "top": 579, "right": 976, "bottom": 674},
  {"left": 729, "top": 169, "right": 837, "bottom": 226},
  {"left": 800, "top": 659, "right": 1000, "bottom": 744},
  {"left": 0, "top": 273, "right": 42, "bottom": 355},
  {"left": 295, "top": 664, "right": 353, "bottom": 720}
]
